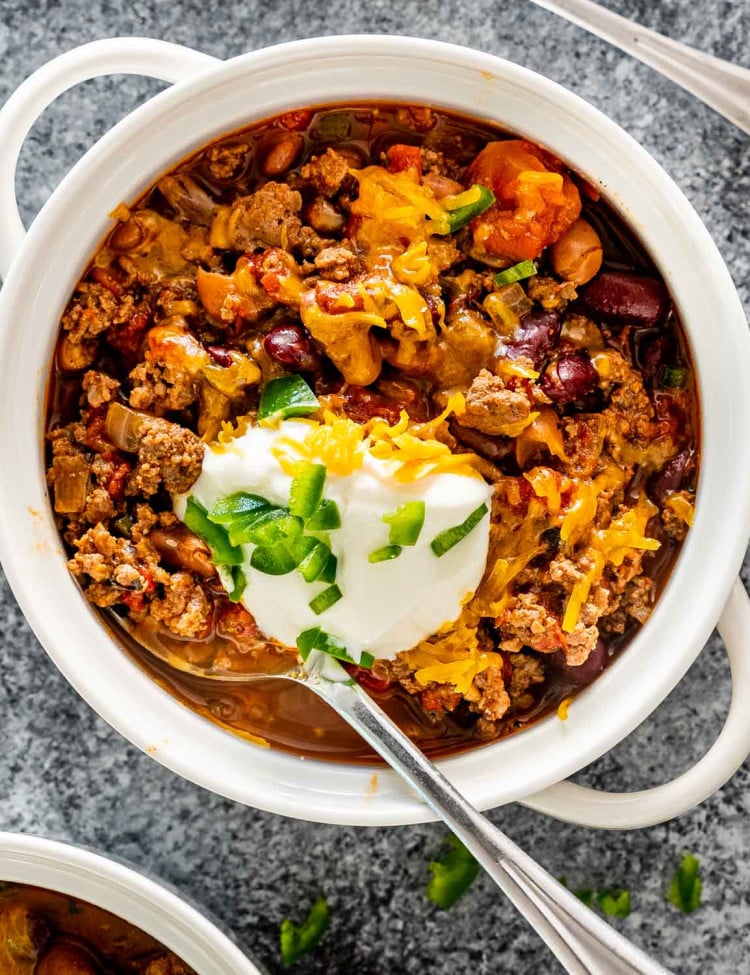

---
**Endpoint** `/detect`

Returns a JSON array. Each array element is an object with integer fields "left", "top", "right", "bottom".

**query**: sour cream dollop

[{"left": 174, "top": 420, "right": 492, "bottom": 663}]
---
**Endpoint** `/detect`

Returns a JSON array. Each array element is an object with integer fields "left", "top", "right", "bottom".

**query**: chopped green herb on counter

[
  {"left": 430, "top": 502, "right": 489, "bottom": 557},
  {"left": 258, "top": 374, "right": 320, "bottom": 422},
  {"left": 280, "top": 897, "right": 329, "bottom": 967},
  {"left": 426, "top": 835, "right": 480, "bottom": 909},
  {"left": 667, "top": 854, "right": 702, "bottom": 913},
  {"left": 493, "top": 259, "right": 537, "bottom": 287},
  {"left": 597, "top": 888, "right": 631, "bottom": 918}
]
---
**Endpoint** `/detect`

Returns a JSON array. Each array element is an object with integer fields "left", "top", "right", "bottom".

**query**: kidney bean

[
  {"left": 206, "top": 344, "right": 233, "bottom": 368},
  {"left": 648, "top": 448, "right": 695, "bottom": 506},
  {"left": 260, "top": 132, "right": 304, "bottom": 177},
  {"left": 634, "top": 330, "right": 675, "bottom": 388},
  {"left": 551, "top": 640, "right": 608, "bottom": 685},
  {"left": 578, "top": 271, "right": 670, "bottom": 328},
  {"left": 263, "top": 323, "right": 319, "bottom": 371},
  {"left": 507, "top": 309, "right": 562, "bottom": 368},
  {"left": 540, "top": 350, "right": 599, "bottom": 404}
]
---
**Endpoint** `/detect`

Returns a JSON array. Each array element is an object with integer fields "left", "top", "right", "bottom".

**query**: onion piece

[
  {"left": 105, "top": 402, "right": 146, "bottom": 453},
  {"left": 53, "top": 455, "right": 91, "bottom": 514}
]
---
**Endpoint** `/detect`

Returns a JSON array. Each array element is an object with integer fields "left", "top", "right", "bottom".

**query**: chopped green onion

[
  {"left": 442, "top": 184, "right": 495, "bottom": 233},
  {"left": 597, "top": 889, "right": 631, "bottom": 918},
  {"left": 430, "top": 503, "right": 489, "bottom": 557},
  {"left": 309, "top": 584, "right": 343, "bottom": 615},
  {"left": 250, "top": 544, "right": 298, "bottom": 576},
  {"left": 306, "top": 498, "right": 342, "bottom": 531},
  {"left": 207, "top": 492, "right": 272, "bottom": 525},
  {"left": 493, "top": 260, "right": 537, "bottom": 287},
  {"left": 228, "top": 509, "right": 303, "bottom": 547},
  {"left": 663, "top": 365, "right": 688, "bottom": 389},
  {"left": 297, "top": 539, "right": 332, "bottom": 582},
  {"left": 426, "top": 835, "right": 480, "bottom": 910},
  {"left": 319, "top": 552, "right": 338, "bottom": 584},
  {"left": 289, "top": 462, "right": 327, "bottom": 521},
  {"left": 369, "top": 544, "right": 403, "bottom": 563},
  {"left": 280, "top": 897, "right": 329, "bottom": 967},
  {"left": 667, "top": 854, "right": 702, "bottom": 913},
  {"left": 383, "top": 500, "right": 425, "bottom": 546},
  {"left": 228, "top": 566, "right": 246, "bottom": 603},
  {"left": 258, "top": 375, "right": 320, "bottom": 422},
  {"left": 297, "top": 627, "right": 374, "bottom": 669},
  {"left": 184, "top": 497, "right": 243, "bottom": 566}
]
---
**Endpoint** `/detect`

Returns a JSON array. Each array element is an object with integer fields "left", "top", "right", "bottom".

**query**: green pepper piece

[
  {"left": 314, "top": 112, "right": 352, "bottom": 141},
  {"left": 306, "top": 498, "right": 342, "bottom": 531},
  {"left": 663, "top": 365, "right": 688, "bottom": 388},
  {"left": 368, "top": 544, "right": 403, "bottom": 563},
  {"left": 430, "top": 503, "right": 489, "bottom": 557},
  {"left": 250, "top": 544, "right": 298, "bottom": 576},
  {"left": 279, "top": 897, "right": 330, "bottom": 967},
  {"left": 426, "top": 835, "right": 480, "bottom": 909},
  {"left": 208, "top": 492, "right": 273, "bottom": 525},
  {"left": 296, "top": 627, "right": 374, "bottom": 669},
  {"left": 493, "top": 260, "right": 538, "bottom": 287},
  {"left": 319, "top": 551, "right": 338, "bottom": 584},
  {"left": 228, "top": 566, "right": 247, "bottom": 603},
  {"left": 297, "top": 539, "right": 332, "bottom": 583},
  {"left": 228, "top": 509, "right": 303, "bottom": 547},
  {"left": 258, "top": 375, "right": 320, "bottom": 422},
  {"left": 442, "top": 184, "right": 495, "bottom": 233},
  {"left": 184, "top": 497, "right": 243, "bottom": 566},
  {"left": 289, "top": 462, "right": 327, "bottom": 520},
  {"left": 309, "top": 584, "right": 343, "bottom": 615},
  {"left": 383, "top": 500, "right": 425, "bottom": 546}
]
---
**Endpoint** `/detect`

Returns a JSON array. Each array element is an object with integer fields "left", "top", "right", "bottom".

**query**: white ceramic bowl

[
  {"left": 1, "top": 36, "right": 749, "bottom": 830},
  {"left": 0, "top": 832, "right": 261, "bottom": 974}
]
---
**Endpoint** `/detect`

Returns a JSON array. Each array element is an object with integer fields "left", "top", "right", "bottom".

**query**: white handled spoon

[{"left": 529, "top": 0, "right": 750, "bottom": 136}]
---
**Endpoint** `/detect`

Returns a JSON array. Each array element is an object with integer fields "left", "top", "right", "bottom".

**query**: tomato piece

[
  {"left": 466, "top": 140, "right": 581, "bottom": 262},
  {"left": 386, "top": 144, "right": 423, "bottom": 175}
]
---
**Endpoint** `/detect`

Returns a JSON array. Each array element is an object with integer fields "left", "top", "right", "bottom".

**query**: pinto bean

[
  {"left": 109, "top": 218, "right": 145, "bottom": 252},
  {"left": 507, "top": 309, "right": 562, "bottom": 368},
  {"left": 260, "top": 132, "right": 304, "bottom": 176},
  {"left": 35, "top": 943, "right": 101, "bottom": 975},
  {"left": 263, "top": 323, "right": 320, "bottom": 371},
  {"left": 149, "top": 525, "right": 216, "bottom": 578},
  {"left": 578, "top": 271, "right": 670, "bottom": 328},
  {"left": 304, "top": 196, "right": 345, "bottom": 235},
  {"left": 550, "top": 218, "right": 603, "bottom": 285},
  {"left": 540, "top": 350, "right": 599, "bottom": 404}
]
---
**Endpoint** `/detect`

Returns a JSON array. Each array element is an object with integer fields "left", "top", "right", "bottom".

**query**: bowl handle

[
  {"left": 522, "top": 578, "right": 750, "bottom": 828},
  {"left": 0, "top": 38, "right": 220, "bottom": 280}
]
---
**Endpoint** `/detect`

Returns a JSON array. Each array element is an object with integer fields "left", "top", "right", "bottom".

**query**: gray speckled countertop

[{"left": 1, "top": 2, "right": 749, "bottom": 973}]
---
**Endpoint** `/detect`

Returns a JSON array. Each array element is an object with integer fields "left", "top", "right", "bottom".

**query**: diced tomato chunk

[
  {"left": 466, "top": 140, "right": 581, "bottom": 261},
  {"left": 386, "top": 144, "right": 423, "bottom": 175}
]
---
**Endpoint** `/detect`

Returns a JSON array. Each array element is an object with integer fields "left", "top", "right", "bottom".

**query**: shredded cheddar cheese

[{"left": 557, "top": 697, "right": 573, "bottom": 721}]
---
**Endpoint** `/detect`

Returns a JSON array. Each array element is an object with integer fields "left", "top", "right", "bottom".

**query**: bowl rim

[
  {"left": 1, "top": 33, "right": 749, "bottom": 826},
  {"left": 0, "top": 831, "right": 262, "bottom": 974}
]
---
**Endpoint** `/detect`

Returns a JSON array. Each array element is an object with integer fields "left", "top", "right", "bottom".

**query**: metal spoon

[
  {"left": 528, "top": 0, "right": 750, "bottom": 136},
  {"left": 132, "top": 631, "right": 672, "bottom": 974}
]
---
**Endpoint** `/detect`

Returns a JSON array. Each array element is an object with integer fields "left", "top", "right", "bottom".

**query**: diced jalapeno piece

[
  {"left": 306, "top": 498, "right": 342, "bottom": 531},
  {"left": 430, "top": 503, "right": 489, "bottom": 557},
  {"left": 309, "top": 584, "right": 343, "bottom": 615},
  {"left": 319, "top": 551, "right": 338, "bottom": 584},
  {"left": 368, "top": 544, "right": 403, "bottom": 563},
  {"left": 184, "top": 496, "right": 243, "bottom": 566},
  {"left": 228, "top": 565, "right": 247, "bottom": 602},
  {"left": 228, "top": 509, "right": 303, "bottom": 547},
  {"left": 297, "top": 539, "right": 332, "bottom": 582},
  {"left": 257, "top": 375, "right": 320, "bottom": 422},
  {"left": 250, "top": 544, "right": 297, "bottom": 575},
  {"left": 382, "top": 501, "right": 425, "bottom": 547},
  {"left": 442, "top": 184, "right": 495, "bottom": 233},
  {"left": 289, "top": 463, "right": 327, "bottom": 520},
  {"left": 493, "top": 260, "right": 537, "bottom": 287},
  {"left": 207, "top": 492, "right": 272, "bottom": 525}
]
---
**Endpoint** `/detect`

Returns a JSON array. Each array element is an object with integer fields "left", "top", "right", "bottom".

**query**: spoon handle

[
  {"left": 529, "top": 0, "right": 750, "bottom": 136},
  {"left": 316, "top": 679, "right": 672, "bottom": 975}
]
